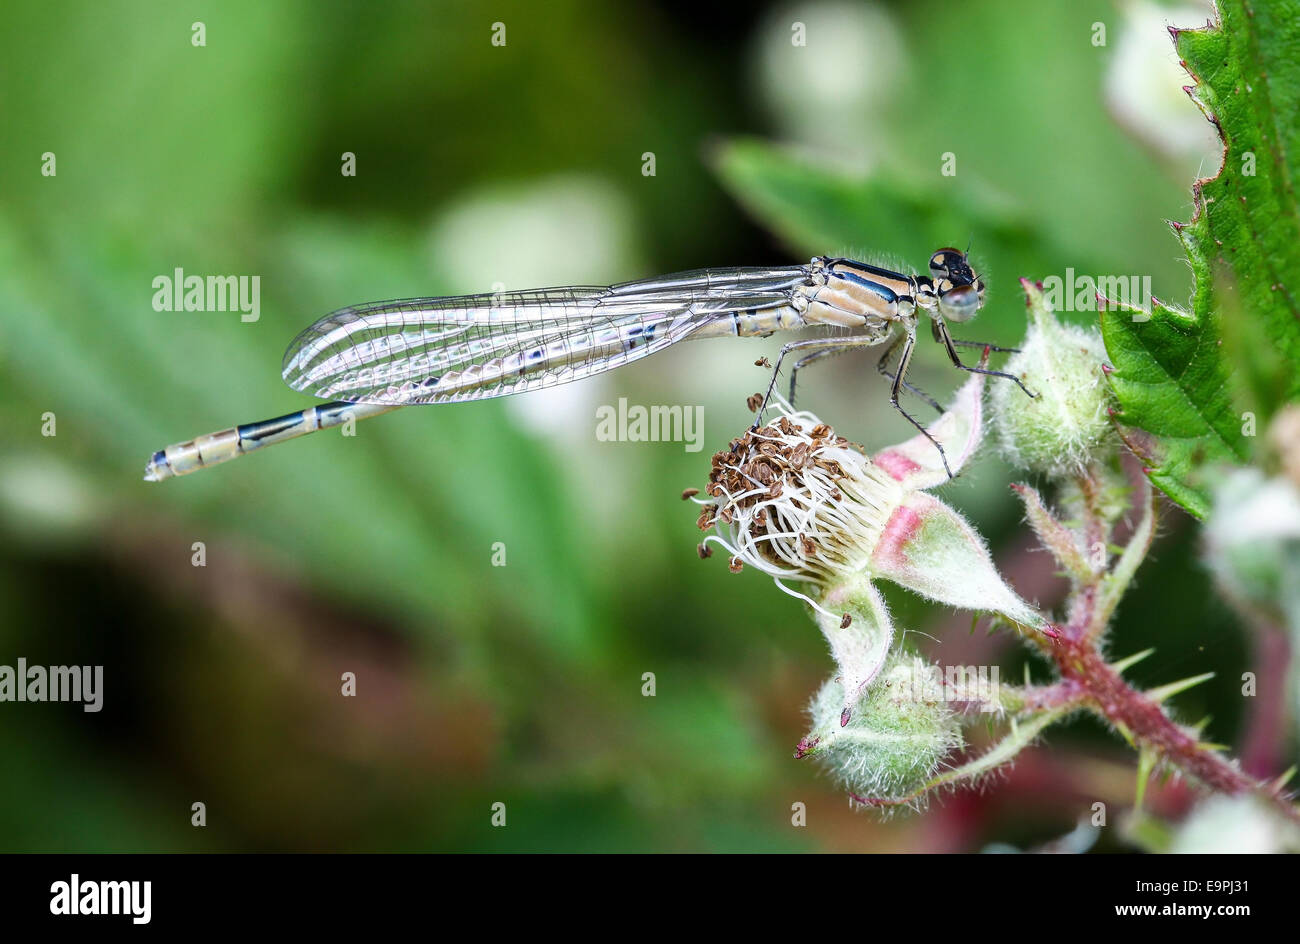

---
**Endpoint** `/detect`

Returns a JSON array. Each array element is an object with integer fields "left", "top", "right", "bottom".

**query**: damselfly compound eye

[
  {"left": 928, "top": 247, "right": 964, "bottom": 280},
  {"left": 938, "top": 284, "right": 980, "bottom": 322}
]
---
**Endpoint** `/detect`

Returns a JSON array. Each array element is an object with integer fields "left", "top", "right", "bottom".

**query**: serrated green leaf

[
  {"left": 1178, "top": 2, "right": 1300, "bottom": 394},
  {"left": 1102, "top": 298, "right": 1248, "bottom": 518},
  {"left": 1101, "top": 0, "right": 1300, "bottom": 518}
]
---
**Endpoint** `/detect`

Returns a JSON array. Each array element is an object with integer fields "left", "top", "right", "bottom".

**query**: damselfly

[{"left": 143, "top": 248, "right": 1032, "bottom": 482}]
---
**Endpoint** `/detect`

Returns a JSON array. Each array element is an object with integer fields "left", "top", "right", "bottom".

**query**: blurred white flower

[
  {"left": 0, "top": 455, "right": 102, "bottom": 544},
  {"left": 1104, "top": 0, "right": 1221, "bottom": 162},
  {"left": 427, "top": 174, "right": 642, "bottom": 440},
  {"left": 1168, "top": 794, "right": 1300, "bottom": 853},
  {"left": 1203, "top": 464, "right": 1300, "bottom": 628},
  {"left": 428, "top": 174, "right": 640, "bottom": 294},
  {"left": 1202, "top": 420, "right": 1300, "bottom": 731},
  {"left": 750, "top": 0, "right": 905, "bottom": 163}
]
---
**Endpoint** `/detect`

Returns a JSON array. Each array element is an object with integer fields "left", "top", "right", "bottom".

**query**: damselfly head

[
  {"left": 928, "top": 247, "right": 984, "bottom": 323},
  {"left": 929, "top": 247, "right": 974, "bottom": 284}
]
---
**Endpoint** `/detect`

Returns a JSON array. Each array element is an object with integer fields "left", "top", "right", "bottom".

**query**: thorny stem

[
  {"left": 1045, "top": 632, "right": 1300, "bottom": 825},
  {"left": 1014, "top": 679, "right": 1088, "bottom": 714},
  {"left": 1092, "top": 469, "right": 1157, "bottom": 639},
  {"left": 1076, "top": 468, "right": 1109, "bottom": 576},
  {"left": 1031, "top": 469, "right": 1300, "bottom": 826}
]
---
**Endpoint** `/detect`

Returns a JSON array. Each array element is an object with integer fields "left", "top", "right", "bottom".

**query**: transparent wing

[{"left": 282, "top": 266, "right": 809, "bottom": 405}]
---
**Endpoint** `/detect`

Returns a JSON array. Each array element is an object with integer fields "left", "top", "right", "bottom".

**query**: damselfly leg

[
  {"left": 933, "top": 320, "right": 1037, "bottom": 399},
  {"left": 788, "top": 346, "right": 854, "bottom": 407},
  {"left": 789, "top": 334, "right": 943, "bottom": 411},
  {"left": 752, "top": 335, "right": 892, "bottom": 427},
  {"left": 752, "top": 325, "right": 958, "bottom": 478},
  {"left": 882, "top": 330, "right": 955, "bottom": 479},
  {"left": 949, "top": 339, "right": 1021, "bottom": 353},
  {"left": 876, "top": 334, "right": 943, "bottom": 413}
]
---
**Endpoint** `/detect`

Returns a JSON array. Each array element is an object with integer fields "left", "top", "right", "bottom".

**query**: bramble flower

[
  {"left": 687, "top": 286, "right": 1299, "bottom": 824},
  {"left": 691, "top": 367, "right": 1051, "bottom": 719}
]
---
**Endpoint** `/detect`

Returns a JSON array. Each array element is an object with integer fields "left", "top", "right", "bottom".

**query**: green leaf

[
  {"left": 711, "top": 136, "right": 1055, "bottom": 261},
  {"left": 710, "top": 139, "right": 1084, "bottom": 342},
  {"left": 1178, "top": 1, "right": 1300, "bottom": 398},
  {"left": 711, "top": 138, "right": 1015, "bottom": 261},
  {"left": 1101, "top": 298, "right": 1247, "bottom": 519},
  {"left": 1102, "top": 1, "right": 1300, "bottom": 518}
]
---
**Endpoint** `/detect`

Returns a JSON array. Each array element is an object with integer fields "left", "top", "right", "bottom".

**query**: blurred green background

[{"left": 0, "top": 0, "right": 1263, "bottom": 851}]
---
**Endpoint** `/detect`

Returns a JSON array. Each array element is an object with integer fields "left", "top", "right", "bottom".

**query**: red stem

[
  {"left": 1030, "top": 466, "right": 1300, "bottom": 825},
  {"left": 1240, "top": 619, "right": 1293, "bottom": 779},
  {"left": 1044, "top": 624, "right": 1300, "bottom": 825}
]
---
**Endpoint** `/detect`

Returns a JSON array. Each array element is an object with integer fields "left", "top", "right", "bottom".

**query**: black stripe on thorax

[{"left": 829, "top": 260, "right": 918, "bottom": 304}]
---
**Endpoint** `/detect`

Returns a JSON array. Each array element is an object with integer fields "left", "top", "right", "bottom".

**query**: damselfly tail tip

[{"left": 142, "top": 450, "right": 170, "bottom": 483}]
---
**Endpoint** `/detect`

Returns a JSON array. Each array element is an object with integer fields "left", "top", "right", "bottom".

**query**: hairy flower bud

[
  {"left": 797, "top": 653, "right": 962, "bottom": 805},
  {"left": 991, "top": 281, "right": 1116, "bottom": 478}
]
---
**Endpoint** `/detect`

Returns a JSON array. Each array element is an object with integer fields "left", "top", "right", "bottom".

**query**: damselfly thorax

[{"left": 144, "top": 248, "right": 1031, "bottom": 482}]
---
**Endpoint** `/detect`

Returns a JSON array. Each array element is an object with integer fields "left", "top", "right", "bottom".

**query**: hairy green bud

[
  {"left": 990, "top": 282, "right": 1116, "bottom": 478},
  {"left": 798, "top": 653, "right": 963, "bottom": 804}
]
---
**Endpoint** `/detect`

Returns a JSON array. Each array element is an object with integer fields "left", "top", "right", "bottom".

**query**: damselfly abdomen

[{"left": 143, "top": 248, "right": 1031, "bottom": 482}]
